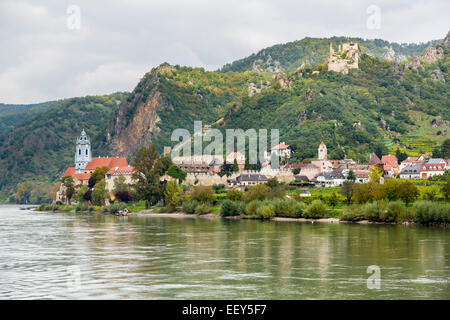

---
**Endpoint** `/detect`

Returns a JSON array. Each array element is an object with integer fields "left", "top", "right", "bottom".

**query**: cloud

[{"left": 0, "top": 0, "right": 448, "bottom": 104}]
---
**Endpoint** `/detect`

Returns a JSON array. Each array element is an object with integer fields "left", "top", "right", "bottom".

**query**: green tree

[
  {"left": 76, "top": 185, "right": 89, "bottom": 203},
  {"left": 244, "top": 157, "right": 253, "bottom": 170},
  {"left": 112, "top": 175, "right": 130, "bottom": 195},
  {"left": 190, "top": 186, "right": 215, "bottom": 204},
  {"left": 397, "top": 181, "right": 419, "bottom": 206},
  {"left": 328, "top": 192, "right": 338, "bottom": 208},
  {"left": 340, "top": 180, "right": 354, "bottom": 204},
  {"left": 442, "top": 181, "right": 450, "bottom": 201},
  {"left": 441, "top": 139, "right": 450, "bottom": 158},
  {"left": 91, "top": 166, "right": 110, "bottom": 183},
  {"left": 395, "top": 148, "right": 408, "bottom": 164},
  {"left": 346, "top": 170, "right": 356, "bottom": 181},
  {"left": 232, "top": 158, "right": 239, "bottom": 172},
  {"left": 132, "top": 145, "right": 172, "bottom": 208},
  {"left": 14, "top": 181, "right": 32, "bottom": 204},
  {"left": 91, "top": 179, "right": 108, "bottom": 206},
  {"left": 61, "top": 176, "right": 75, "bottom": 204},
  {"left": 167, "top": 165, "right": 187, "bottom": 184},
  {"left": 369, "top": 167, "right": 383, "bottom": 183},
  {"left": 164, "top": 180, "right": 181, "bottom": 211}
]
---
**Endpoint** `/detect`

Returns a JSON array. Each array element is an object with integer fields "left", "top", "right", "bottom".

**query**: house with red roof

[
  {"left": 381, "top": 155, "right": 399, "bottom": 177},
  {"left": 264, "top": 142, "right": 292, "bottom": 161},
  {"left": 105, "top": 165, "right": 135, "bottom": 192}
]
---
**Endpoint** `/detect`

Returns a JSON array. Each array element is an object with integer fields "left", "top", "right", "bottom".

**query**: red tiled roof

[
  {"left": 84, "top": 157, "right": 128, "bottom": 171},
  {"left": 62, "top": 167, "right": 91, "bottom": 181},
  {"left": 381, "top": 155, "right": 398, "bottom": 169},
  {"left": 107, "top": 166, "right": 135, "bottom": 175},
  {"left": 369, "top": 153, "right": 382, "bottom": 164},
  {"left": 271, "top": 143, "right": 290, "bottom": 150}
]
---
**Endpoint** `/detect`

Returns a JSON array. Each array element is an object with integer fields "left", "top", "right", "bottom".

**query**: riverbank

[{"left": 34, "top": 206, "right": 449, "bottom": 227}]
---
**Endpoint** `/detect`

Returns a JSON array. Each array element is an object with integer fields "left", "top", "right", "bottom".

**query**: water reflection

[{"left": 0, "top": 205, "right": 448, "bottom": 299}]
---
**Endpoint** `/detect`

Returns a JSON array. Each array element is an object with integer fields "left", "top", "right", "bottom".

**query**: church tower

[
  {"left": 75, "top": 129, "right": 92, "bottom": 173},
  {"left": 318, "top": 141, "right": 327, "bottom": 160}
]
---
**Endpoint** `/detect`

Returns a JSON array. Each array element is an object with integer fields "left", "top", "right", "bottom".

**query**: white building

[{"left": 399, "top": 163, "right": 422, "bottom": 180}]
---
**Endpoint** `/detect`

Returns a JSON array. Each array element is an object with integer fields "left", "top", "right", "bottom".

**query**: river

[{"left": 0, "top": 205, "right": 448, "bottom": 299}]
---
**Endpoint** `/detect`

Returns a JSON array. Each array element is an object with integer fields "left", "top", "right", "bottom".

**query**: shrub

[
  {"left": 245, "top": 200, "right": 262, "bottom": 216},
  {"left": 362, "top": 201, "right": 383, "bottom": 222},
  {"left": 303, "top": 200, "right": 328, "bottom": 219},
  {"left": 190, "top": 186, "right": 215, "bottom": 203},
  {"left": 226, "top": 189, "right": 243, "bottom": 201},
  {"left": 115, "top": 190, "right": 134, "bottom": 203},
  {"left": 411, "top": 200, "right": 439, "bottom": 224},
  {"left": 273, "top": 199, "right": 306, "bottom": 218},
  {"left": 341, "top": 205, "right": 364, "bottom": 221},
  {"left": 75, "top": 202, "right": 88, "bottom": 212},
  {"left": 381, "top": 201, "right": 406, "bottom": 223},
  {"left": 194, "top": 203, "right": 210, "bottom": 215},
  {"left": 255, "top": 203, "right": 275, "bottom": 219},
  {"left": 242, "top": 184, "right": 271, "bottom": 202},
  {"left": 220, "top": 200, "right": 245, "bottom": 217},
  {"left": 182, "top": 200, "right": 199, "bottom": 214},
  {"left": 104, "top": 202, "right": 128, "bottom": 214}
]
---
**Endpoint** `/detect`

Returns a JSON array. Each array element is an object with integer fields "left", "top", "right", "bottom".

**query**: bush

[
  {"left": 115, "top": 190, "right": 134, "bottom": 202},
  {"left": 194, "top": 203, "right": 210, "bottom": 215},
  {"left": 341, "top": 205, "right": 364, "bottom": 221},
  {"left": 255, "top": 202, "right": 275, "bottom": 219},
  {"left": 75, "top": 203, "right": 89, "bottom": 212},
  {"left": 303, "top": 200, "right": 328, "bottom": 219},
  {"left": 226, "top": 189, "right": 243, "bottom": 201},
  {"left": 220, "top": 200, "right": 245, "bottom": 217},
  {"left": 190, "top": 186, "right": 215, "bottom": 203},
  {"left": 182, "top": 200, "right": 199, "bottom": 214},
  {"left": 242, "top": 184, "right": 271, "bottom": 202},
  {"left": 245, "top": 200, "right": 262, "bottom": 216},
  {"left": 273, "top": 199, "right": 306, "bottom": 218},
  {"left": 381, "top": 201, "right": 406, "bottom": 223},
  {"left": 362, "top": 201, "right": 383, "bottom": 222},
  {"left": 411, "top": 200, "right": 439, "bottom": 224}
]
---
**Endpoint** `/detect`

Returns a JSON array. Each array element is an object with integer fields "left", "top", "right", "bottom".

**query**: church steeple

[
  {"left": 75, "top": 129, "right": 92, "bottom": 173},
  {"left": 318, "top": 141, "right": 327, "bottom": 161}
]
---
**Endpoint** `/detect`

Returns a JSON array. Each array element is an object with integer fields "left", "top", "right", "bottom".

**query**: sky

[{"left": 0, "top": 0, "right": 448, "bottom": 104}]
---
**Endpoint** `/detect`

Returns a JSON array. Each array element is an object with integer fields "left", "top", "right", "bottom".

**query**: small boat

[{"left": 116, "top": 209, "right": 129, "bottom": 217}]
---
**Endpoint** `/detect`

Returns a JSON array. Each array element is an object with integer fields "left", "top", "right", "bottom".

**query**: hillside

[
  {"left": 221, "top": 36, "right": 439, "bottom": 73},
  {"left": 0, "top": 101, "right": 60, "bottom": 135},
  {"left": 97, "top": 64, "right": 269, "bottom": 156},
  {"left": 0, "top": 32, "right": 448, "bottom": 202},
  {"left": 0, "top": 93, "right": 128, "bottom": 199}
]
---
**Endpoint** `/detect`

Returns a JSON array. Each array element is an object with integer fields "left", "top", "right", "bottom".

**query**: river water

[{"left": 0, "top": 205, "right": 448, "bottom": 299}]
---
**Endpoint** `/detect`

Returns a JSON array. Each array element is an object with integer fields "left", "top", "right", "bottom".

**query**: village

[{"left": 56, "top": 130, "right": 450, "bottom": 204}]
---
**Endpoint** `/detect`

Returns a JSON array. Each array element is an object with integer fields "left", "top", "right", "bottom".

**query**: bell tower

[
  {"left": 318, "top": 141, "right": 327, "bottom": 161},
  {"left": 75, "top": 129, "right": 92, "bottom": 173}
]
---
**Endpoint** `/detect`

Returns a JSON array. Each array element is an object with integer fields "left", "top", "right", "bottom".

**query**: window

[
  {"left": 86, "top": 149, "right": 88, "bottom": 155},
  {"left": 79, "top": 149, "right": 81, "bottom": 155}
]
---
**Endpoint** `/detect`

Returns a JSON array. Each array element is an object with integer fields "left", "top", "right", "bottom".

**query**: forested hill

[
  {"left": 1, "top": 32, "right": 449, "bottom": 203},
  {"left": 0, "top": 101, "right": 60, "bottom": 135},
  {"left": 221, "top": 36, "right": 439, "bottom": 73},
  {"left": 0, "top": 93, "right": 128, "bottom": 200}
]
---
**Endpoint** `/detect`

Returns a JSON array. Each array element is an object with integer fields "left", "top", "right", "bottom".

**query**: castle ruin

[{"left": 327, "top": 42, "right": 360, "bottom": 74}]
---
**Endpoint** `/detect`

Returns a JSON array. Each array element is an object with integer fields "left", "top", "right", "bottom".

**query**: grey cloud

[{"left": 0, "top": 0, "right": 448, "bottom": 103}]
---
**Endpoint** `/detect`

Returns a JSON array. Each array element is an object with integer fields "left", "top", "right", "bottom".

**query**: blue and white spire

[{"left": 75, "top": 129, "right": 92, "bottom": 173}]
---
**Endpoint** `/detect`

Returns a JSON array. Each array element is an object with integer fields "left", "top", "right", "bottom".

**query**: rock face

[
  {"left": 101, "top": 67, "right": 173, "bottom": 157},
  {"left": 444, "top": 30, "right": 450, "bottom": 47},
  {"left": 327, "top": 42, "right": 360, "bottom": 74},
  {"left": 420, "top": 46, "right": 444, "bottom": 63}
]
